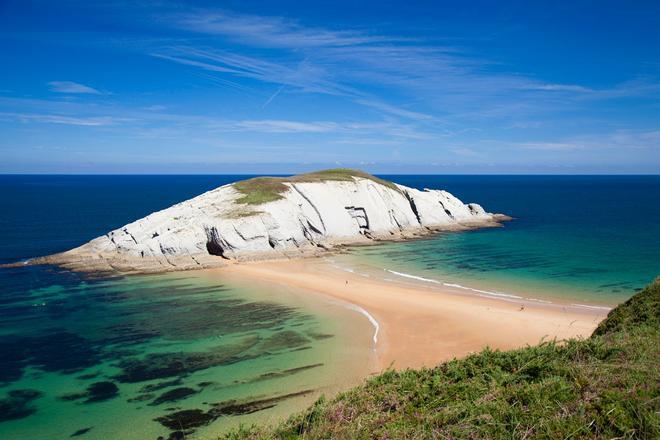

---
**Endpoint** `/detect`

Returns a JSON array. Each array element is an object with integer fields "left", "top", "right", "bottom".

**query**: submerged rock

[
  {"left": 155, "top": 409, "right": 214, "bottom": 431},
  {"left": 150, "top": 387, "right": 198, "bottom": 406},
  {"left": 154, "top": 389, "right": 315, "bottom": 437},
  {"left": 167, "top": 431, "right": 186, "bottom": 440},
  {"left": 139, "top": 379, "right": 183, "bottom": 393},
  {"left": 85, "top": 381, "right": 119, "bottom": 402},
  {"left": 209, "top": 389, "right": 315, "bottom": 417},
  {"left": 0, "top": 331, "right": 101, "bottom": 384},
  {"left": 60, "top": 381, "right": 119, "bottom": 403},
  {"left": 114, "top": 335, "right": 260, "bottom": 383},
  {"left": 127, "top": 393, "right": 154, "bottom": 403},
  {"left": 241, "top": 363, "right": 324, "bottom": 384},
  {"left": 306, "top": 330, "right": 334, "bottom": 340},
  {"left": 0, "top": 389, "right": 43, "bottom": 422},
  {"left": 259, "top": 330, "right": 310, "bottom": 351},
  {"left": 31, "top": 170, "right": 506, "bottom": 274},
  {"left": 70, "top": 427, "right": 92, "bottom": 437}
]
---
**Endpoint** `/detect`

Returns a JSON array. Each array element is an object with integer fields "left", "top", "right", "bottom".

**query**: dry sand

[{"left": 211, "top": 258, "right": 608, "bottom": 371}]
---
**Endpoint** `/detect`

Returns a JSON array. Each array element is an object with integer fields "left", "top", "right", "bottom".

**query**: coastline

[
  {"left": 208, "top": 257, "right": 608, "bottom": 371},
  {"left": 9, "top": 216, "right": 510, "bottom": 275}
]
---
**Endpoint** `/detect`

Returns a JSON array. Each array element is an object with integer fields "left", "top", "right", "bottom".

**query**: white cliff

[{"left": 34, "top": 170, "right": 507, "bottom": 274}]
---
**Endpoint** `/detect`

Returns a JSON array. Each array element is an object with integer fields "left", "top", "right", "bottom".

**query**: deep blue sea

[{"left": 0, "top": 174, "right": 659, "bottom": 439}]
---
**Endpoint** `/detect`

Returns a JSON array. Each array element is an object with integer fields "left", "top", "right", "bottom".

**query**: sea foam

[
  {"left": 386, "top": 269, "right": 523, "bottom": 299},
  {"left": 343, "top": 303, "right": 380, "bottom": 345}
]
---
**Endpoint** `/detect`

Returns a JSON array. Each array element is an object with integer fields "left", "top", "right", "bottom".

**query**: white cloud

[
  {"left": 169, "top": 10, "right": 391, "bottom": 48},
  {"left": 523, "top": 83, "right": 593, "bottom": 93},
  {"left": 47, "top": 81, "right": 102, "bottom": 94},
  {"left": 514, "top": 129, "right": 660, "bottom": 152},
  {"left": 151, "top": 9, "right": 623, "bottom": 126},
  {"left": 151, "top": 46, "right": 438, "bottom": 121},
  {"left": 518, "top": 142, "right": 585, "bottom": 151},
  {"left": 0, "top": 112, "right": 123, "bottom": 126},
  {"left": 232, "top": 119, "right": 338, "bottom": 133},
  {"left": 204, "top": 119, "right": 430, "bottom": 139},
  {"left": 451, "top": 147, "right": 480, "bottom": 156}
]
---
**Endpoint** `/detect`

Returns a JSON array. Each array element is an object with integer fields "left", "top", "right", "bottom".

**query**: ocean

[
  {"left": 1, "top": 174, "right": 659, "bottom": 439},
  {"left": 342, "top": 175, "right": 660, "bottom": 306}
]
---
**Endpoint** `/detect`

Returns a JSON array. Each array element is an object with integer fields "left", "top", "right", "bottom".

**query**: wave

[
  {"left": 386, "top": 269, "right": 443, "bottom": 284},
  {"left": 386, "top": 269, "right": 523, "bottom": 299},
  {"left": 343, "top": 303, "right": 380, "bottom": 345},
  {"left": 442, "top": 283, "right": 523, "bottom": 299},
  {"left": 570, "top": 303, "right": 612, "bottom": 311},
  {"left": 526, "top": 297, "right": 553, "bottom": 304}
]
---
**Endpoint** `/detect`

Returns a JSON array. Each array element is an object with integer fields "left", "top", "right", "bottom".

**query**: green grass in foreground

[
  {"left": 224, "top": 278, "right": 660, "bottom": 439},
  {"left": 232, "top": 169, "right": 401, "bottom": 205}
]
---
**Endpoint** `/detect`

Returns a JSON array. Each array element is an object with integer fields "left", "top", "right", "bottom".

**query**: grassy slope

[
  {"left": 225, "top": 279, "right": 660, "bottom": 439},
  {"left": 232, "top": 169, "right": 401, "bottom": 205}
]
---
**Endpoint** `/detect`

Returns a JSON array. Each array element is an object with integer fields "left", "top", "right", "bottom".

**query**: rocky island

[{"left": 30, "top": 169, "right": 507, "bottom": 274}]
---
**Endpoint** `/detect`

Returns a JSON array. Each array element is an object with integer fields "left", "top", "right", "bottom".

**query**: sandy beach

[{"left": 210, "top": 257, "right": 609, "bottom": 371}]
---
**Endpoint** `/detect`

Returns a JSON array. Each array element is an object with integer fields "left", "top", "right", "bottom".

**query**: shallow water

[
  {"left": 341, "top": 175, "right": 660, "bottom": 306},
  {"left": 0, "top": 265, "right": 374, "bottom": 439}
]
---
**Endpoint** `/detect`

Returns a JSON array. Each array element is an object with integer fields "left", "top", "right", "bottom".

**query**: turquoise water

[
  {"left": 0, "top": 175, "right": 377, "bottom": 440},
  {"left": 0, "top": 266, "right": 374, "bottom": 440},
  {"left": 343, "top": 175, "right": 660, "bottom": 306}
]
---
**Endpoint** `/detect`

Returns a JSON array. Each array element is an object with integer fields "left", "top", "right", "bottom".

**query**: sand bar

[{"left": 210, "top": 258, "right": 609, "bottom": 371}]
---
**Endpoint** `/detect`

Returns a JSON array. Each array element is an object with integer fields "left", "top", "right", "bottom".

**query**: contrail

[{"left": 262, "top": 84, "right": 286, "bottom": 109}]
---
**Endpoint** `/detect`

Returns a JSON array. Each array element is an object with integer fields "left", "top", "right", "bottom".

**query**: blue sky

[{"left": 1, "top": 0, "right": 659, "bottom": 174}]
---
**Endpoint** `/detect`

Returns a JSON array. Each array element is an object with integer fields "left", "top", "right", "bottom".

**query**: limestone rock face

[{"left": 36, "top": 176, "right": 505, "bottom": 273}]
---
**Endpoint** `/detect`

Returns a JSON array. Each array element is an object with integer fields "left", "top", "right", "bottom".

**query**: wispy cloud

[
  {"left": 47, "top": 81, "right": 102, "bottom": 94},
  {"left": 223, "top": 119, "right": 431, "bottom": 139},
  {"left": 168, "top": 10, "right": 392, "bottom": 48},
  {"left": 512, "top": 129, "right": 660, "bottom": 152},
  {"left": 518, "top": 141, "right": 586, "bottom": 151},
  {"left": 0, "top": 111, "right": 123, "bottom": 126},
  {"left": 451, "top": 147, "right": 481, "bottom": 157},
  {"left": 152, "top": 48, "right": 349, "bottom": 96},
  {"left": 151, "top": 46, "right": 436, "bottom": 121},
  {"left": 230, "top": 119, "right": 338, "bottom": 133},
  {"left": 152, "top": 9, "right": 616, "bottom": 126},
  {"left": 522, "top": 83, "right": 593, "bottom": 93},
  {"left": 0, "top": 94, "right": 429, "bottom": 139}
]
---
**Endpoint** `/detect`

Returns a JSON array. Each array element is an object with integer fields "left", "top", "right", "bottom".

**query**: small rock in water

[{"left": 70, "top": 427, "right": 93, "bottom": 437}]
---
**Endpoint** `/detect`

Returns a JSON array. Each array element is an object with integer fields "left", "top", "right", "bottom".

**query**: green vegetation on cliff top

[
  {"left": 224, "top": 278, "right": 660, "bottom": 439},
  {"left": 232, "top": 169, "right": 401, "bottom": 205}
]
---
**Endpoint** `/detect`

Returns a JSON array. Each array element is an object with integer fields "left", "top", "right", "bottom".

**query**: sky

[{"left": 1, "top": 0, "right": 659, "bottom": 174}]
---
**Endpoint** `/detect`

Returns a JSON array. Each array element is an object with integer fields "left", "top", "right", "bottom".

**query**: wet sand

[{"left": 212, "top": 258, "right": 609, "bottom": 371}]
